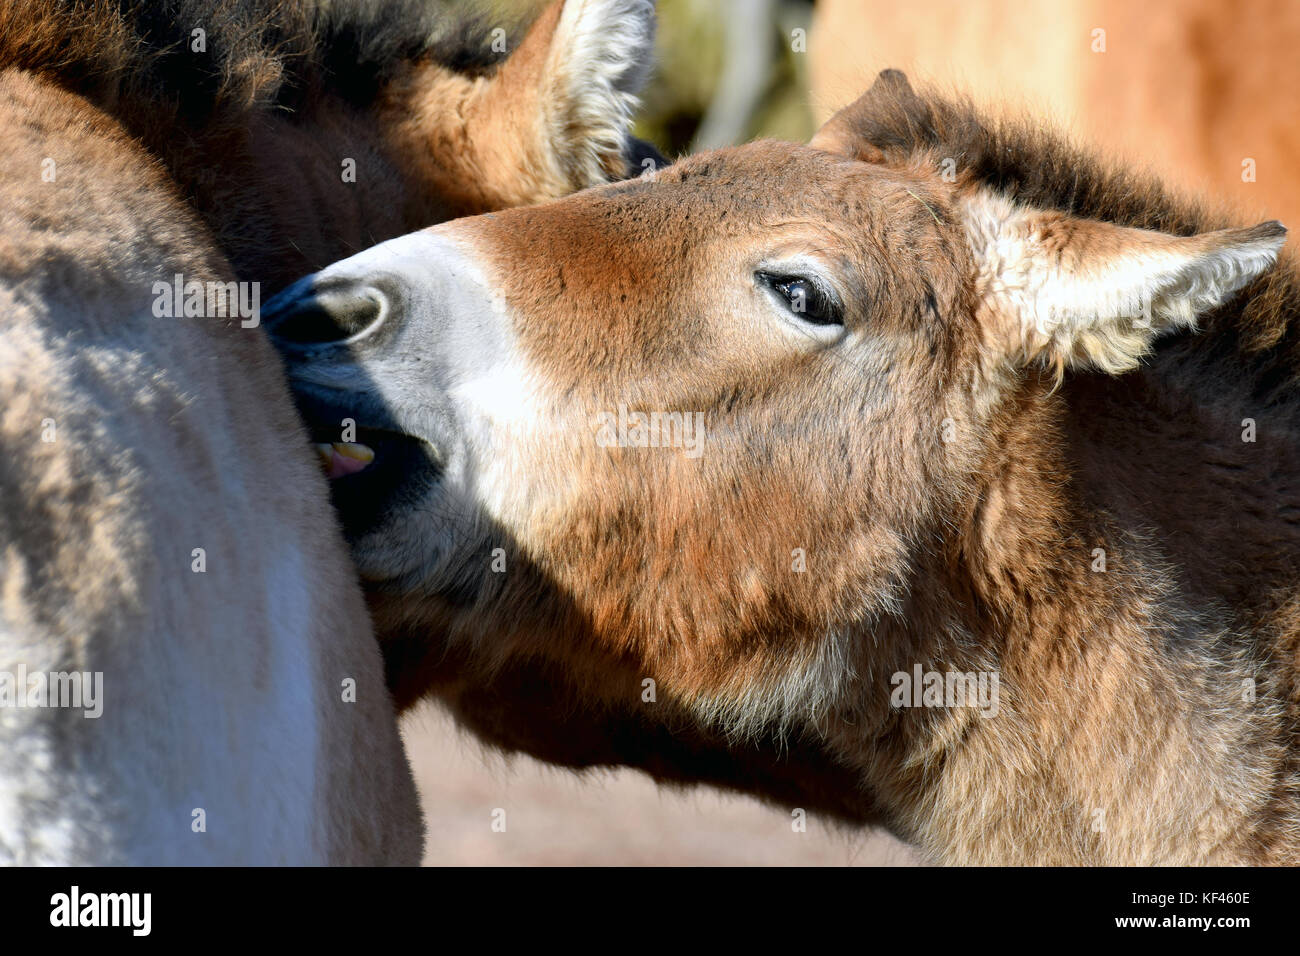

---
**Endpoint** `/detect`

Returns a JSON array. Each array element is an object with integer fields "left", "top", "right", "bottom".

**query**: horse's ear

[
  {"left": 384, "top": 0, "right": 656, "bottom": 213},
  {"left": 479, "top": 0, "right": 656, "bottom": 191},
  {"left": 809, "top": 69, "right": 918, "bottom": 163},
  {"left": 961, "top": 189, "right": 1287, "bottom": 378}
]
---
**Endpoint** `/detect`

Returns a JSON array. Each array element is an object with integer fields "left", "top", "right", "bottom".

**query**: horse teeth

[
  {"left": 312, "top": 441, "right": 374, "bottom": 479},
  {"left": 332, "top": 442, "right": 374, "bottom": 463}
]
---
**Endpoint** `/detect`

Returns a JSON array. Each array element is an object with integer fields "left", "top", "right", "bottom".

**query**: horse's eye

[{"left": 757, "top": 272, "right": 842, "bottom": 327}]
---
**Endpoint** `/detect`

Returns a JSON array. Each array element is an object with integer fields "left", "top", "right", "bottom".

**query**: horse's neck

[
  {"left": 1064, "top": 361, "right": 1300, "bottom": 623},
  {"left": 188, "top": 108, "right": 412, "bottom": 292},
  {"left": 890, "top": 394, "right": 1297, "bottom": 863}
]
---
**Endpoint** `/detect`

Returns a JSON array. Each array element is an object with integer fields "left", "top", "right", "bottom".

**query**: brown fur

[
  {"left": 809, "top": 0, "right": 1300, "bottom": 232},
  {"left": 277, "top": 72, "right": 1300, "bottom": 864},
  {"left": 0, "top": 0, "right": 658, "bottom": 863},
  {"left": 0, "top": 0, "right": 658, "bottom": 291},
  {"left": 0, "top": 68, "right": 422, "bottom": 863}
]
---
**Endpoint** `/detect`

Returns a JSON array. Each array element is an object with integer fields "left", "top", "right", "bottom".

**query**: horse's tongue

[{"left": 314, "top": 442, "right": 374, "bottom": 479}]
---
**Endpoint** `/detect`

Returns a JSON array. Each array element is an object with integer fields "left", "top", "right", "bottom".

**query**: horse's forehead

[
  {"left": 458, "top": 141, "right": 887, "bottom": 267},
  {"left": 634, "top": 141, "right": 880, "bottom": 215}
]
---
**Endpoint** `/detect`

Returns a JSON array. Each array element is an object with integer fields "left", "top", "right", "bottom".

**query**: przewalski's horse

[
  {"left": 0, "top": 0, "right": 662, "bottom": 293},
  {"left": 0, "top": 0, "right": 658, "bottom": 864},
  {"left": 268, "top": 70, "right": 1300, "bottom": 865}
]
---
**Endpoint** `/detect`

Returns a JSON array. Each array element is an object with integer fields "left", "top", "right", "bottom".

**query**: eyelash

[{"left": 756, "top": 271, "right": 843, "bottom": 326}]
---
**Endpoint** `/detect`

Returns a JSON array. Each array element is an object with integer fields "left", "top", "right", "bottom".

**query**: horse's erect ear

[
  {"left": 961, "top": 190, "right": 1287, "bottom": 378},
  {"left": 482, "top": 0, "right": 657, "bottom": 191},
  {"left": 383, "top": 0, "right": 656, "bottom": 215},
  {"left": 809, "top": 68, "right": 918, "bottom": 163}
]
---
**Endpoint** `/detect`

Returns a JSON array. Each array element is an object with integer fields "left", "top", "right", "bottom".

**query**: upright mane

[{"left": 840, "top": 77, "right": 1300, "bottom": 402}]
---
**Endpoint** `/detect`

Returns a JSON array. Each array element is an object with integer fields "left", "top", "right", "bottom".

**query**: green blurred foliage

[
  {"left": 636, "top": 0, "right": 814, "bottom": 156},
  {"left": 459, "top": 0, "right": 814, "bottom": 158}
]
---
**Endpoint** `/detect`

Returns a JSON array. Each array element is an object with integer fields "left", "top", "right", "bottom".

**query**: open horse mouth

[
  {"left": 315, "top": 441, "right": 374, "bottom": 480},
  {"left": 290, "top": 386, "right": 443, "bottom": 539},
  {"left": 261, "top": 278, "right": 446, "bottom": 540},
  {"left": 263, "top": 229, "right": 513, "bottom": 567}
]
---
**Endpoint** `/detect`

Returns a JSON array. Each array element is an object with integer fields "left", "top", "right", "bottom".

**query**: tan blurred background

[
  {"left": 406, "top": 704, "right": 922, "bottom": 865},
  {"left": 809, "top": 0, "right": 1300, "bottom": 229},
  {"left": 415, "top": 0, "right": 1299, "bottom": 864}
]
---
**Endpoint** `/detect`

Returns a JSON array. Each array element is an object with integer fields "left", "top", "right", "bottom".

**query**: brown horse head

[
  {"left": 0, "top": 0, "right": 661, "bottom": 291},
  {"left": 269, "top": 71, "right": 1299, "bottom": 863}
]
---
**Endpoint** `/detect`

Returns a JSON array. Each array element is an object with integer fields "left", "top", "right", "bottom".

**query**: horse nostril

[{"left": 263, "top": 278, "right": 387, "bottom": 348}]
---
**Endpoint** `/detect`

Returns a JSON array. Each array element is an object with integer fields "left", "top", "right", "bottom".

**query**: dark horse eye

[{"left": 757, "top": 272, "right": 842, "bottom": 326}]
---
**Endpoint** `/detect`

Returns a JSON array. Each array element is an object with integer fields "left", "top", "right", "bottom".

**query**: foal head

[{"left": 267, "top": 71, "right": 1285, "bottom": 805}]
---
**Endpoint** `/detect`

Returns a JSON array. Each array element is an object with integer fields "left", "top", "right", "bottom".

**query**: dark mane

[
  {"left": 849, "top": 75, "right": 1300, "bottom": 405},
  {"left": 0, "top": 0, "right": 515, "bottom": 129},
  {"left": 0, "top": 0, "right": 533, "bottom": 289}
]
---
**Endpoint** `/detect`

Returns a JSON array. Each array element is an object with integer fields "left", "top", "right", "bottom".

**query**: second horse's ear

[
  {"left": 383, "top": 0, "right": 657, "bottom": 214},
  {"left": 490, "top": 0, "right": 657, "bottom": 189},
  {"left": 809, "top": 69, "right": 921, "bottom": 164}
]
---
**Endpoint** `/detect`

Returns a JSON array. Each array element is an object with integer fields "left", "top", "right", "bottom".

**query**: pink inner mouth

[{"left": 315, "top": 442, "right": 374, "bottom": 479}]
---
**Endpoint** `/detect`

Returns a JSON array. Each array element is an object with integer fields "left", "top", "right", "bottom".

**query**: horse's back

[{"left": 0, "top": 68, "right": 421, "bottom": 864}]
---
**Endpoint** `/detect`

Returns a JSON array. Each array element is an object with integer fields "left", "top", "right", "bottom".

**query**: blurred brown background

[
  {"left": 809, "top": 0, "right": 1300, "bottom": 230},
  {"left": 415, "top": 0, "right": 1299, "bottom": 865},
  {"left": 406, "top": 704, "right": 922, "bottom": 865}
]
